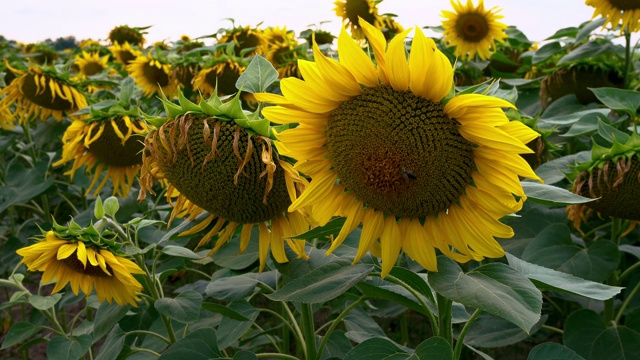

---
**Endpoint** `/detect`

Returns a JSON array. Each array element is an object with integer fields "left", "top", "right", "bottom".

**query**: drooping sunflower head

[
  {"left": 539, "top": 64, "right": 624, "bottom": 108},
  {"left": 192, "top": 57, "right": 247, "bottom": 98},
  {"left": 567, "top": 134, "right": 640, "bottom": 230},
  {"left": 0, "top": 63, "right": 88, "bottom": 123},
  {"left": 174, "top": 36, "right": 205, "bottom": 53},
  {"left": 301, "top": 29, "right": 336, "bottom": 46},
  {"left": 334, "top": 0, "right": 380, "bottom": 39},
  {"left": 263, "top": 26, "right": 297, "bottom": 46},
  {"left": 53, "top": 85, "right": 149, "bottom": 197},
  {"left": 217, "top": 25, "right": 266, "bottom": 57},
  {"left": 264, "top": 41, "right": 307, "bottom": 79},
  {"left": 171, "top": 60, "right": 202, "bottom": 93},
  {"left": 108, "top": 25, "right": 149, "bottom": 47},
  {"left": 78, "top": 39, "right": 102, "bottom": 49},
  {"left": 73, "top": 51, "right": 111, "bottom": 79},
  {"left": 110, "top": 42, "right": 143, "bottom": 67},
  {"left": 259, "top": 19, "right": 542, "bottom": 277},
  {"left": 23, "top": 43, "right": 60, "bottom": 65},
  {"left": 16, "top": 221, "right": 145, "bottom": 306},
  {"left": 441, "top": 0, "right": 508, "bottom": 61},
  {"left": 126, "top": 53, "right": 178, "bottom": 98},
  {"left": 586, "top": 0, "right": 640, "bottom": 33},
  {"left": 138, "top": 87, "right": 311, "bottom": 270}
]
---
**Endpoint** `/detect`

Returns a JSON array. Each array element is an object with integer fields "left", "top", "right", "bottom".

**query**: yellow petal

[
  {"left": 262, "top": 105, "right": 329, "bottom": 126},
  {"left": 444, "top": 94, "right": 515, "bottom": 119},
  {"left": 459, "top": 123, "right": 534, "bottom": 154},
  {"left": 289, "top": 170, "right": 337, "bottom": 212},
  {"left": 359, "top": 17, "right": 388, "bottom": 84},
  {"left": 385, "top": 28, "right": 412, "bottom": 92},
  {"left": 380, "top": 216, "right": 401, "bottom": 278},
  {"left": 312, "top": 41, "right": 362, "bottom": 97},
  {"left": 353, "top": 209, "right": 384, "bottom": 264},
  {"left": 76, "top": 241, "right": 87, "bottom": 268},
  {"left": 337, "top": 28, "right": 378, "bottom": 87},
  {"left": 57, "top": 243, "right": 76, "bottom": 260}
]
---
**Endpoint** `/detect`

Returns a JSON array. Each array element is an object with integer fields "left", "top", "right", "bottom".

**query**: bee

[{"left": 400, "top": 167, "right": 417, "bottom": 180}]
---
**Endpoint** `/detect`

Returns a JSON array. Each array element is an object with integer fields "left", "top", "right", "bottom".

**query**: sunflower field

[{"left": 0, "top": 0, "right": 639, "bottom": 359}]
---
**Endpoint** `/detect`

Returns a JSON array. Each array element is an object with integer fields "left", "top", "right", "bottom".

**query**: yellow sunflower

[
  {"left": 73, "top": 51, "right": 111, "bottom": 79},
  {"left": 586, "top": 0, "right": 640, "bottom": 33},
  {"left": 0, "top": 64, "right": 87, "bottom": 124},
  {"left": 0, "top": 105, "right": 15, "bottom": 130},
  {"left": 441, "top": 0, "right": 508, "bottom": 61},
  {"left": 258, "top": 20, "right": 542, "bottom": 277},
  {"left": 217, "top": 25, "right": 266, "bottom": 57},
  {"left": 17, "top": 230, "right": 144, "bottom": 307},
  {"left": 192, "top": 58, "right": 246, "bottom": 98},
  {"left": 127, "top": 54, "right": 178, "bottom": 98},
  {"left": 138, "top": 91, "right": 312, "bottom": 270},
  {"left": 264, "top": 41, "right": 306, "bottom": 79},
  {"left": 334, "top": 0, "right": 381, "bottom": 39},
  {"left": 262, "top": 26, "right": 297, "bottom": 46},
  {"left": 110, "top": 42, "right": 143, "bottom": 66},
  {"left": 53, "top": 115, "right": 148, "bottom": 197}
]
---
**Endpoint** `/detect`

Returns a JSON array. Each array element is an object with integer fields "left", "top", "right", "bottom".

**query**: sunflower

[
  {"left": 138, "top": 91, "right": 311, "bottom": 270},
  {"left": 334, "top": 0, "right": 381, "bottom": 39},
  {"left": 110, "top": 42, "right": 143, "bottom": 66},
  {"left": 16, "top": 229, "right": 144, "bottom": 307},
  {"left": 539, "top": 65, "right": 624, "bottom": 108},
  {"left": 217, "top": 25, "right": 266, "bottom": 57},
  {"left": 53, "top": 113, "right": 148, "bottom": 197},
  {"left": 73, "top": 51, "right": 111, "bottom": 79},
  {"left": 78, "top": 39, "right": 102, "bottom": 49},
  {"left": 301, "top": 29, "right": 336, "bottom": 46},
  {"left": 0, "top": 105, "right": 15, "bottom": 130},
  {"left": 258, "top": 20, "right": 541, "bottom": 277},
  {"left": 192, "top": 58, "right": 246, "bottom": 98},
  {"left": 264, "top": 41, "right": 306, "bottom": 79},
  {"left": 586, "top": 0, "right": 640, "bottom": 33},
  {"left": 0, "top": 64, "right": 87, "bottom": 124},
  {"left": 378, "top": 15, "right": 405, "bottom": 41},
  {"left": 567, "top": 134, "right": 640, "bottom": 231},
  {"left": 23, "top": 43, "right": 60, "bottom": 65},
  {"left": 108, "top": 25, "right": 148, "bottom": 47},
  {"left": 127, "top": 53, "right": 178, "bottom": 98},
  {"left": 441, "top": 0, "right": 508, "bottom": 61}
]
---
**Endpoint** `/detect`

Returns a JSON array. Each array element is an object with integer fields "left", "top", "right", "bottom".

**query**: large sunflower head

[
  {"left": 108, "top": 25, "right": 149, "bottom": 47},
  {"left": 53, "top": 83, "right": 148, "bottom": 197},
  {"left": 138, "top": 89, "right": 311, "bottom": 270},
  {"left": 16, "top": 221, "right": 145, "bottom": 306},
  {"left": 258, "top": 19, "right": 542, "bottom": 277},
  {"left": 0, "top": 63, "right": 88, "bottom": 123},
  {"left": 586, "top": 0, "right": 640, "bottom": 33},
  {"left": 110, "top": 42, "right": 143, "bottom": 67},
  {"left": 334, "top": 0, "right": 380, "bottom": 39},
  {"left": 539, "top": 64, "right": 624, "bottom": 108},
  {"left": 192, "top": 57, "right": 247, "bottom": 98},
  {"left": 126, "top": 53, "right": 178, "bottom": 98},
  {"left": 73, "top": 51, "right": 111, "bottom": 79},
  {"left": 567, "top": 134, "right": 640, "bottom": 230},
  {"left": 217, "top": 25, "right": 266, "bottom": 57},
  {"left": 441, "top": 0, "right": 508, "bottom": 61}
]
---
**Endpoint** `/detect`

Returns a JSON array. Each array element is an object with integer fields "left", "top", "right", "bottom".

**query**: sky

[{"left": 0, "top": 0, "right": 635, "bottom": 45}]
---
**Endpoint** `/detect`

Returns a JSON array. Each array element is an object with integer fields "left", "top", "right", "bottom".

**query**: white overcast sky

[{"left": 0, "top": 0, "right": 635, "bottom": 44}]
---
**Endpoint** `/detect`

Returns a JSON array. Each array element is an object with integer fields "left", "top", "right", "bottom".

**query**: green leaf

[
  {"left": 575, "top": 17, "right": 607, "bottom": 43},
  {"left": 344, "top": 306, "right": 390, "bottom": 344},
  {"left": 506, "top": 253, "right": 622, "bottom": 300},
  {"left": 201, "top": 302, "right": 250, "bottom": 321},
  {"left": 95, "top": 324, "right": 126, "bottom": 360},
  {"left": 103, "top": 196, "right": 119, "bottom": 218},
  {"left": 1, "top": 322, "right": 44, "bottom": 349},
  {"left": 597, "top": 118, "right": 630, "bottom": 144},
  {"left": 266, "top": 258, "right": 373, "bottom": 303},
  {"left": 532, "top": 41, "right": 562, "bottom": 64},
  {"left": 154, "top": 290, "right": 203, "bottom": 324},
  {"left": 428, "top": 257, "right": 542, "bottom": 333},
  {"left": 92, "top": 301, "right": 130, "bottom": 343},
  {"left": 546, "top": 27, "right": 578, "bottom": 40},
  {"left": 94, "top": 196, "right": 105, "bottom": 219},
  {"left": 522, "top": 224, "right": 620, "bottom": 282},
  {"left": 0, "top": 161, "right": 54, "bottom": 213},
  {"left": 343, "top": 338, "right": 410, "bottom": 360},
  {"left": 539, "top": 108, "right": 610, "bottom": 126},
  {"left": 287, "top": 217, "right": 347, "bottom": 241},
  {"left": 560, "top": 112, "right": 603, "bottom": 137},
  {"left": 409, "top": 337, "right": 453, "bottom": 360},
  {"left": 464, "top": 312, "right": 546, "bottom": 348},
  {"left": 28, "top": 293, "right": 62, "bottom": 310},
  {"left": 206, "top": 272, "right": 276, "bottom": 301},
  {"left": 158, "top": 327, "right": 221, "bottom": 360},
  {"left": 563, "top": 309, "right": 606, "bottom": 359},
  {"left": 358, "top": 277, "right": 430, "bottom": 316},
  {"left": 217, "top": 300, "right": 260, "bottom": 349},
  {"left": 534, "top": 151, "right": 590, "bottom": 185},
  {"left": 522, "top": 181, "right": 595, "bottom": 206},
  {"left": 558, "top": 41, "right": 616, "bottom": 64},
  {"left": 235, "top": 55, "right": 279, "bottom": 94},
  {"left": 590, "top": 87, "right": 640, "bottom": 114},
  {"left": 528, "top": 343, "right": 585, "bottom": 360},
  {"left": 211, "top": 232, "right": 259, "bottom": 270},
  {"left": 161, "top": 245, "right": 202, "bottom": 259},
  {"left": 233, "top": 350, "right": 258, "bottom": 360},
  {"left": 46, "top": 335, "right": 92, "bottom": 360},
  {"left": 590, "top": 326, "right": 640, "bottom": 360}
]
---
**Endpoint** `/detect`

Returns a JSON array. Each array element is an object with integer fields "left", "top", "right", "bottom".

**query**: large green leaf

[
  {"left": 521, "top": 182, "right": 595, "bottom": 206},
  {"left": 216, "top": 300, "right": 260, "bottom": 349},
  {"left": 358, "top": 277, "right": 430, "bottom": 316},
  {"left": 92, "top": 301, "right": 130, "bottom": 342},
  {"left": 464, "top": 312, "right": 546, "bottom": 348},
  {"left": 590, "top": 326, "right": 640, "bottom": 360},
  {"left": 0, "top": 161, "right": 54, "bottom": 213},
  {"left": 528, "top": 342, "right": 584, "bottom": 360},
  {"left": 266, "top": 258, "right": 373, "bottom": 303},
  {"left": 506, "top": 253, "right": 622, "bottom": 300},
  {"left": 46, "top": 335, "right": 92, "bottom": 360},
  {"left": 534, "top": 151, "right": 590, "bottom": 185},
  {"left": 522, "top": 224, "right": 620, "bottom": 282},
  {"left": 206, "top": 271, "right": 277, "bottom": 301},
  {"left": 235, "top": 55, "right": 278, "bottom": 94},
  {"left": 211, "top": 231, "right": 259, "bottom": 270},
  {"left": 558, "top": 41, "right": 616, "bottom": 64},
  {"left": 532, "top": 41, "right": 562, "bottom": 64},
  {"left": 158, "top": 327, "right": 220, "bottom": 360},
  {"left": 428, "top": 257, "right": 542, "bottom": 333},
  {"left": 1, "top": 322, "right": 44, "bottom": 349},
  {"left": 408, "top": 337, "right": 453, "bottom": 360},
  {"left": 563, "top": 309, "right": 606, "bottom": 359},
  {"left": 161, "top": 245, "right": 202, "bottom": 259},
  {"left": 95, "top": 324, "right": 126, "bottom": 360},
  {"left": 28, "top": 294, "right": 62, "bottom": 310},
  {"left": 343, "top": 338, "right": 409, "bottom": 360},
  {"left": 154, "top": 290, "right": 203, "bottom": 324},
  {"left": 590, "top": 87, "right": 640, "bottom": 114}
]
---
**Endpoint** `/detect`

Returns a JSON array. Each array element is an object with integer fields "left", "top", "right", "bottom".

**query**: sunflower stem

[
  {"left": 622, "top": 26, "right": 632, "bottom": 90},
  {"left": 453, "top": 309, "right": 481, "bottom": 360},
  {"left": 615, "top": 279, "right": 640, "bottom": 324},
  {"left": 436, "top": 293, "right": 453, "bottom": 344},
  {"left": 383, "top": 273, "right": 439, "bottom": 337},
  {"left": 300, "top": 303, "right": 317, "bottom": 360},
  {"left": 603, "top": 217, "right": 622, "bottom": 324},
  {"left": 315, "top": 297, "right": 364, "bottom": 360}
]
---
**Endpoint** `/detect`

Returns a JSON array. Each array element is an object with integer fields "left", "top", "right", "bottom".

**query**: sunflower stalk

[
  {"left": 437, "top": 293, "right": 453, "bottom": 344},
  {"left": 453, "top": 309, "right": 481, "bottom": 360},
  {"left": 300, "top": 303, "right": 317, "bottom": 360},
  {"left": 603, "top": 217, "right": 622, "bottom": 324},
  {"left": 315, "top": 297, "right": 364, "bottom": 360}
]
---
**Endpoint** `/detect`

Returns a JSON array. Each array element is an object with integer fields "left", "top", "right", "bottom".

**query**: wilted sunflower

[
  {"left": 108, "top": 25, "right": 148, "bottom": 47},
  {"left": 586, "top": 0, "right": 640, "bottom": 33},
  {"left": 127, "top": 53, "right": 178, "bottom": 98},
  {"left": 539, "top": 64, "right": 624, "bottom": 108},
  {"left": 139, "top": 90, "right": 311, "bottom": 270},
  {"left": 217, "top": 25, "right": 266, "bottom": 57},
  {"left": 73, "top": 51, "right": 111, "bottom": 79},
  {"left": 110, "top": 42, "right": 143, "bottom": 66},
  {"left": 16, "top": 226, "right": 145, "bottom": 307},
  {"left": 441, "top": 0, "right": 508, "bottom": 61},
  {"left": 54, "top": 108, "right": 148, "bottom": 197},
  {"left": 23, "top": 43, "right": 60, "bottom": 65},
  {"left": 258, "top": 20, "right": 541, "bottom": 277},
  {"left": 567, "top": 134, "right": 640, "bottom": 230},
  {"left": 192, "top": 58, "right": 246, "bottom": 98},
  {"left": 0, "top": 63, "right": 87, "bottom": 123}
]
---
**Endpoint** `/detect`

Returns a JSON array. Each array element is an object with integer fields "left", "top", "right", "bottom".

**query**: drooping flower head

[
  {"left": 138, "top": 88, "right": 312, "bottom": 270},
  {"left": 192, "top": 57, "right": 247, "bottom": 98},
  {"left": 108, "top": 25, "right": 149, "bottom": 47},
  {"left": 16, "top": 222, "right": 145, "bottom": 306},
  {"left": 567, "top": 134, "right": 640, "bottom": 231},
  {"left": 259, "top": 19, "right": 542, "bottom": 277},
  {"left": 441, "top": 0, "right": 508, "bottom": 60},
  {"left": 23, "top": 43, "right": 60, "bottom": 65},
  {"left": 53, "top": 79, "right": 148, "bottom": 197},
  {"left": 127, "top": 53, "right": 178, "bottom": 98},
  {"left": 334, "top": 0, "right": 381, "bottom": 39},
  {"left": 216, "top": 25, "right": 266, "bottom": 57},
  {"left": 586, "top": 0, "right": 640, "bottom": 33},
  {"left": 0, "top": 63, "right": 87, "bottom": 123}
]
